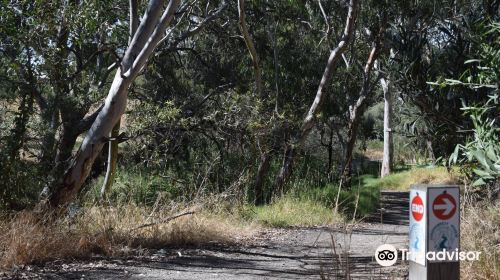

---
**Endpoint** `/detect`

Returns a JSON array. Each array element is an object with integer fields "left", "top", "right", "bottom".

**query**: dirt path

[{"left": 3, "top": 192, "right": 410, "bottom": 280}]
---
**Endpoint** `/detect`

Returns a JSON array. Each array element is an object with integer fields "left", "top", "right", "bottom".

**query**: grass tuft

[
  {"left": 358, "top": 166, "right": 458, "bottom": 191},
  {"left": 242, "top": 195, "right": 342, "bottom": 227}
]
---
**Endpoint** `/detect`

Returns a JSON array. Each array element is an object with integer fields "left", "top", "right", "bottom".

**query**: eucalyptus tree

[
  {"left": 339, "top": 9, "right": 387, "bottom": 188},
  {"left": 45, "top": 0, "right": 182, "bottom": 208},
  {"left": 99, "top": 0, "right": 140, "bottom": 201},
  {"left": 99, "top": 0, "right": 229, "bottom": 201},
  {"left": 271, "top": 0, "right": 359, "bottom": 192},
  {"left": 0, "top": 0, "right": 124, "bottom": 207}
]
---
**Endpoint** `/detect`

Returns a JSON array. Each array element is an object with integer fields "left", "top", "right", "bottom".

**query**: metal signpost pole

[{"left": 409, "top": 185, "right": 460, "bottom": 280}]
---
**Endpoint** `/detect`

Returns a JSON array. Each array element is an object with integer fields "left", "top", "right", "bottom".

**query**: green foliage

[
  {"left": 440, "top": 22, "right": 500, "bottom": 187},
  {"left": 1, "top": 0, "right": 497, "bottom": 212},
  {"left": 449, "top": 94, "right": 499, "bottom": 186},
  {"left": 0, "top": 158, "right": 41, "bottom": 210},
  {"left": 85, "top": 166, "right": 181, "bottom": 205},
  {"left": 286, "top": 177, "right": 380, "bottom": 218},
  {"left": 308, "top": 181, "right": 380, "bottom": 218}
]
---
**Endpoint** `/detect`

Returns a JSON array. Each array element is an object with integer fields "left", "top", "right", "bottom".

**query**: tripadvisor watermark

[{"left": 374, "top": 244, "right": 481, "bottom": 267}]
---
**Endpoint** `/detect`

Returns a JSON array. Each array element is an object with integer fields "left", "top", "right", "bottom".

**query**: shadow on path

[{"left": 366, "top": 191, "right": 409, "bottom": 226}]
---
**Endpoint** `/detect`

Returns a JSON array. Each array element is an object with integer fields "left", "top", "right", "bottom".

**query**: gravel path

[{"left": 2, "top": 191, "right": 410, "bottom": 280}]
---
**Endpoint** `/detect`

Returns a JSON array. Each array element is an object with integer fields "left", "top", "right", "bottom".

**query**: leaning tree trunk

[
  {"left": 48, "top": 72, "right": 133, "bottom": 207},
  {"left": 46, "top": 0, "right": 180, "bottom": 209},
  {"left": 340, "top": 105, "right": 364, "bottom": 188},
  {"left": 380, "top": 76, "right": 393, "bottom": 177},
  {"left": 238, "top": 0, "right": 263, "bottom": 99},
  {"left": 273, "top": 0, "right": 359, "bottom": 191},
  {"left": 99, "top": 0, "right": 139, "bottom": 202},
  {"left": 340, "top": 21, "right": 385, "bottom": 189}
]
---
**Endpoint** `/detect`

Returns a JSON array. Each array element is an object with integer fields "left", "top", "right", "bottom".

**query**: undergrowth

[
  {"left": 360, "top": 166, "right": 458, "bottom": 191},
  {"left": 0, "top": 166, "right": 465, "bottom": 269},
  {"left": 241, "top": 195, "right": 343, "bottom": 227},
  {"left": 0, "top": 200, "right": 257, "bottom": 269},
  {"left": 461, "top": 198, "right": 500, "bottom": 280}
]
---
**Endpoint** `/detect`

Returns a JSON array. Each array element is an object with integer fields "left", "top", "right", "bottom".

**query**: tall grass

[
  {"left": 461, "top": 199, "right": 500, "bottom": 280},
  {"left": 242, "top": 195, "right": 343, "bottom": 227},
  {"left": 0, "top": 199, "right": 258, "bottom": 269}
]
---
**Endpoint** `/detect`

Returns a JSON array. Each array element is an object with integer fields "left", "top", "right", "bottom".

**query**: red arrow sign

[
  {"left": 432, "top": 191, "right": 457, "bottom": 220},
  {"left": 411, "top": 193, "right": 424, "bottom": 221}
]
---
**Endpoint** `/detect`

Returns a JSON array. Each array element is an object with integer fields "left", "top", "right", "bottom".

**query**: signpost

[
  {"left": 409, "top": 185, "right": 460, "bottom": 280},
  {"left": 409, "top": 190, "right": 426, "bottom": 265}
]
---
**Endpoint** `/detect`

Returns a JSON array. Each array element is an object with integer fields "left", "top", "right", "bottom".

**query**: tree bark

[
  {"left": 380, "top": 76, "right": 393, "bottom": 177},
  {"left": 274, "top": 143, "right": 295, "bottom": 195},
  {"left": 273, "top": 0, "right": 359, "bottom": 191},
  {"left": 46, "top": 0, "right": 180, "bottom": 209},
  {"left": 99, "top": 0, "right": 139, "bottom": 202},
  {"left": 254, "top": 152, "right": 271, "bottom": 205},
  {"left": 100, "top": 120, "right": 120, "bottom": 201},
  {"left": 426, "top": 138, "right": 436, "bottom": 163},
  {"left": 238, "top": 0, "right": 263, "bottom": 98},
  {"left": 340, "top": 105, "right": 364, "bottom": 187},
  {"left": 327, "top": 126, "right": 334, "bottom": 173}
]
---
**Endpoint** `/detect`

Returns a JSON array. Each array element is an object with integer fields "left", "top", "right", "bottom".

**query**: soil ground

[{"left": 2, "top": 192, "right": 410, "bottom": 280}]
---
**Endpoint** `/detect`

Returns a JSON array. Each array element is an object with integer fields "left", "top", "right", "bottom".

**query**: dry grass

[
  {"left": 0, "top": 203, "right": 257, "bottom": 269},
  {"left": 461, "top": 199, "right": 500, "bottom": 280},
  {"left": 363, "top": 148, "right": 384, "bottom": 160}
]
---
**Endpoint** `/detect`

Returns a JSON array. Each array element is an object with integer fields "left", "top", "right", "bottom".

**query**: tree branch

[
  {"left": 129, "top": 0, "right": 140, "bottom": 44},
  {"left": 238, "top": 0, "right": 263, "bottom": 98},
  {"left": 76, "top": 104, "right": 104, "bottom": 133},
  {"left": 129, "top": 211, "right": 196, "bottom": 232},
  {"left": 161, "top": 1, "right": 228, "bottom": 49},
  {"left": 122, "top": 0, "right": 166, "bottom": 72},
  {"left": 125, "top": 0, "right": 181, "bottom": 78},
  {"left": 300, "top": 0, "right": 359, "bottom": 139}
]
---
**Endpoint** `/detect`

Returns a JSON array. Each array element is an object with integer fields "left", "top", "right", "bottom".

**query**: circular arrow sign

[
  {"left": 432, "top": 191, "right": 457, "bottom": 220},
  {"left": 411, "top": 193, "right": 424, "bottom": 221}
]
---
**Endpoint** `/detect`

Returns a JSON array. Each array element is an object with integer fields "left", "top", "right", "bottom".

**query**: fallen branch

[{"left": 129, "top": 211, "right": 196, "bottom": 232}]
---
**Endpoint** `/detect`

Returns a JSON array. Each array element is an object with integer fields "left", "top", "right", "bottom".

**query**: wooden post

[{"left": 409, "top": 185, "right": 460, "bottom": 280}]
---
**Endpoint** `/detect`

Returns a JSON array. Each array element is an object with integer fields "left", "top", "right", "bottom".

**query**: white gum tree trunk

[
  {"left": 47, "top": 0, "right": 180, "bottom": 208},
  {"left": 380, "top": 76, "right": 393, "bottom": 177}
]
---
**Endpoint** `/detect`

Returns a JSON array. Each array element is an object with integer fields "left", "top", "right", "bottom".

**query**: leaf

[
  {"left": 449, "top": 145, "right": 460, "bottom": 165},
  {"left": 472, "top": 150, "right": 491, "bottom": 170},
  {"left": 464, "top": 59, "right": 481, "bottom": 64},
  {"left": 492, "top": 164, "right": 500, "bottom": 173},
  {"left": 472, "top": 178, "right": 486, "bottom": 186},
  {"left": 486, "top": 145, "right": 497, "bottom": 162},
  {"left": 473, "top": 168, "right": 494, "bottom": 179}
]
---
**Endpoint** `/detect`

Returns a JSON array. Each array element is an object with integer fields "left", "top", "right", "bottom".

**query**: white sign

[
  {"left": 427, "top": 187, "right": 460, "bottom": 262},
  {"left": 409, "top": 189, "right": 426, "bottom": 265}
]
